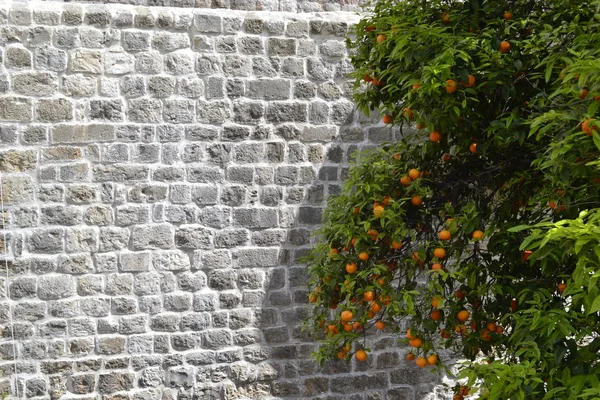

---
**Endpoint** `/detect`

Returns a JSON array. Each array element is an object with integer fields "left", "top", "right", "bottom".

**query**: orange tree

[{"left": 305, "top": 0, "right": 600, "bottom": 399}]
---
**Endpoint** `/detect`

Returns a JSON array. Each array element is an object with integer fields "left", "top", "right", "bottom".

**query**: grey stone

[
  {"left": 132, "top": 224, "right": 174, "bottom": 250},
  {"left": 0, "top": 97, "right": 32, "bottom": 122},
  {"left": 5, "top": 45, "right": 32, "bottom": 68},
  {"left": 35, "top": 98, "right": 73, "bottom": 122},
  {"left": 194, "top": 14, "right": 221, "bottom": 33},
  {"left": 247, "top": 79, "right": 290, "bottom": 100}
]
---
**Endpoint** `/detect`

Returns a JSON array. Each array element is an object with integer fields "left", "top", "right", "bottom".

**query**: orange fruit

[
  {"left": 364, "top": 291, "right": 375, "bottom": 302},
  {"left": 367, "top": 229, "right": 378, "bottom": 240},
  {"left": 358, "top": 252, "right": 369, "bottom": 261},
  {"left": 455, "top": 324, "right": 467, "bottom": 335},
  {"left": 406, "top": 328, "right": 416, "bottom": 340},
  {"left": 382, "top": 115, "right": 393, "bottom": 124},
  {"left": 481, "top": 329, "right": 492, "bottom": 341},
  {"left": 455, "top": 290, "right": 466, "bottom": 299},
  {"left": 309, "top": 292, "right": 318, "bottom": 303},
  {"left": 522, "top": 250, "right": 533, "bottom": 261},
  {"left": 582, "top": 119, "right": 597, "bottom": 136},
  {"left": 427, "top": 354, "right": 438, "bottom": 365},
  {"left": 416, "top": 122, "right": 426, "bottom": 129},
  {"left": 400, "top": 176, "right": 412, "bottom": 186},
  {"left": 441, "top": 13, "right": 450, "bottom": 23},
  {"left": 431, "top": 297, "right": 441, "bottom": 308},
  {"left": 462, "top": 74, "right": 476, "bottom": 88},
  {"left": 353, "top": 206, "right": 360, "bottom": 214},
  {"left": 430, "top": 310, "right": 442, "bottom": 321},
  {"left": 579, "top": 88, "right": 589, "bottom": 99},
  {"left": 441, "top": 329, "right": 451, "bottom": 339},
  {"left": 472, "top": 230, "right": 484, "bottom": 239},
  {"left": 406, "top": 353, "right": 416, "bottom": 361},
  {"left": 496, "top": 325, "right": 504, "bottom": 334},
  {"left": 411, "top": 195, "right": 423, "bottom": 206},
  {"left": 431, "top": 263, "right": 443, "bottom": 271},
  {"left": 375, "top": 321, "right": 385, "bottom": 330},
  {"left": 442, "top": 153, "right": 452, "bottom": 162},
  {"left": 327, "top": 324, "right": 339, "bottom": 335},
  {"left": 363, "top": 74, "right": 372, "bottom": 82},
  {"left": 469, "top": 143, "right": 477, "bottom": 153},
  {"left": 376, "top": 34, "right": 386, "bottom": 43},
  {"left": 487, "top": 322, "right": 497, "bottom": 332},
  {"left": 343, "top": 323, "right": 353, "bottom": 332},
  {"left": 409, "top": 338, "right": 423, "bottom": 348},
  {"left": 460, "top": 387, "right": 470, "bottom": 396},
  {"left": 341, "top": 310, "right": 353, "bottom": 322},
  {"left": 503, "top": 11, "right": 513, "bottom": 20},
  {"left": 403, "top": 107, "right": 414, "bottom": 119},
  {"left": 346, "top": 262, "right": 357, "bottom": 274},
  {"left": 453, "top": 395, "right": 464, "bottom": 400},
  {"left": 558, "top": 283, "right": 567, "bottom": 293},
  {"left": 457, "top": 310, "right": 470, "bottom": 322},
  {"left": 355, "top": 349, "right": 368, "bottom": 361},
  {"left": 391, "top": 241, "right": 402, "bottom": 250},
  {"left": 415, "top": 357, "right": 428, "bottom": 368},
  {"left": 439, "top": 230, "right": 451, "bottom": 240},
  {"left": 433, "top": 248, "right": 446, "bottom": 259},
  {"left": 370, "top": 302, "right": 382, "bottom": 313},
  {"left": 353, "top": 321, "right": 363, "bottom": 331},
  {"left": 337, "top": 351, "right": 346, "bottom": 359},
  {"left": 330, "top": 248, "right": 339, "bottom": 256},
  {"left": 500, "top": 40, "right": 511, "bottom": 53},
  {"left": 365, "top": 25, "right": 376, "bottom": 32},
  {"left": 511, "top": 298, "right": 518, "bottom": 312},
  {"left": 350, "top": 238, "right": 357, "bottom": 247},
  {"left": 408, "top": 169, "right": 420, "bottom": 180},
  {"left": 382, "top": 196, "right": 392, "bottom": 206},
  {"left": 429, "top": 131, "right": 442, "bottom": 142},
  {"left": 445, "top": 79, "right": 458, "bottom": 93},
  {"left": 412, "top": 83, "right": 421, "bottom": 91},
  {"left": 373, "top": 205, "right": 385, "bottom": 218}
]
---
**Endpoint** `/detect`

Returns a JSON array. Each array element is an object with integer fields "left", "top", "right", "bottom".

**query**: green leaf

[{"left": 589, "top": 295, "right": 600, "bottom": 314}]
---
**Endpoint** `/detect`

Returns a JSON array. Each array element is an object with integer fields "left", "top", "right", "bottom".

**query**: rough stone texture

[{"left": 0, "top": 2, "right": 428, "bottom": 400}]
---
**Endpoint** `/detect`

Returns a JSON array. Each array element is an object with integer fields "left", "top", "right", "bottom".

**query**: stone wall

[{"left": 0, "top": 1, "right": 440, "bottom": 399}]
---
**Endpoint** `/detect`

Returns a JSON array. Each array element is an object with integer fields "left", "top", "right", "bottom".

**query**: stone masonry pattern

[{"left": 0, "top": 1, "right": 442, "bottom": 399}]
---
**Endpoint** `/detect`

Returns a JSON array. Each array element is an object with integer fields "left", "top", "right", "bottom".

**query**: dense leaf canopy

[{"left": 305, "top": 1, "right": 600, "bottom": 398}]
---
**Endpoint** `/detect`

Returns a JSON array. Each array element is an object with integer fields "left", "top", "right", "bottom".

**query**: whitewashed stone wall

[{"left": 0, "top": 1, "right": 439, "bottom": 399}]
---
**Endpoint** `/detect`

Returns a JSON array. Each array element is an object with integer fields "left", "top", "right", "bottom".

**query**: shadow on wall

[{"left": 0, "top": 2, "right": 443, "bottom": 399}]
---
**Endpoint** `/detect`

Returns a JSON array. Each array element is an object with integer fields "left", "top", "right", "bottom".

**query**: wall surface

[{"left": 0, "top": 1, "right": 442, "bottom": 399}]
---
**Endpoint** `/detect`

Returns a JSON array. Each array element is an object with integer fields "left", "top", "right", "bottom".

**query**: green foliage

[{"left": 305, "top": 0, "right": 600, "bottom": 398}]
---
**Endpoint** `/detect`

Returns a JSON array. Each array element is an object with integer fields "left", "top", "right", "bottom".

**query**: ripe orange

[
  {"left": 442, "top": 153, "right": 452, "bottom": 162},
  {"left": 411, "top": 195, "right": 423, "bottom": 206},
  {"left": 472, "top": 230, "right": 484, "bottom": 240},
  {"left": 457, "top": 310, "right": 470, "bottom": 322},
  {"left": 469, "top": 143, "right": 477, "bottom": 153},
  {"left": 343, "top": 323, "right": 354, "bottom": 332},
  {"left": 441, "top": 13, "right": 450, "bottom": 23},
  {"left": 439, "top": 230, "right": 451, "bottom": 240},
  {"left": 409, "top": 338, "right": 423, "bottom": 348},
  {"left": 427, "top": 354, "right": 438, "bottom": 365},
  {"left": 382, "top": 196, "right": 392, "bottom": 206},
  {"left": 346, "top": 262, "right": 357, "bottom": 274},
  {"left": 415, "top": 357, "right": 428, "bottom": 368},
  {"left": 353, "top": 206, "right": 360, "bottom": 214},
  {"left": 403, "top": 107, "right": 414, "bottom": 119},
  {"left": 364, "top": 291, "right": 375, "bottom": 301},
  {"left": 455, "top": 324, "right": 466, "bottom": 335},
  {"left": 462, "top": 74, "right": 476, "bottom": 88},
  {"left": 328, "top": 324, "right": 339, "bottom": 335},
  {"left": 367, "top": 229, "right": 378, "bottom": 240},
  {"left": 371, "top": 77, "right": 381, "bottom": 86},
  {"left": 579, "top": 88, "right": 589, "bottom": 99},
  {"left": 337, "top": 350, "right": 346, "bottom": 359},
  {"left": 500, "top": 40, "right": 511, "bottom": 53},
  {"left": 481, "top": 329, "right": 492, "bottom": 342},
  {"left": 341, "top": 310, "right": 353, "bottom": 322},
  {"left": 365, "top": 25, "right": 376, "bottom": 32},
  {"left": 431, "top": 297, "right": 441, "bottom": 308},
  {"left": 373, "top": 205, "right": 385, "bottom": 218},
  {"left": 309, "top": 292, "right": 318, "bottom": 303},
  {"left": 455, "top": 290, "right": 466, "bottom": 299},
  {"left": 382, "top": 115, "right": 393, "bottom": 124},
  {"left": 412, "top": 83, "right": 421, "bottom": 91},
  {"left": 429, "top": 131, "right": 442, "bottom": 142},
  {"left": 400, "top": 176, "right": 412, "bottom": 186},
  {"left": 408, "top": 168, "right": 420, "bottom": 180},
  {"left": 406, "top": 353, "right": 416, "bottom": 361},
  {"left": 487, "top": 322, "right": 497, "bottom": 332},
  {"left": 582, "top": 119, "right": 597, "bottom": 136},
  {"left": 445, "top": 79, "right": 458, "bottom": 93},
  {"left": 453, "top": 395, "right": 464, "bottom": 400},
  {"left": 431, "top": 263, "right": 443, "bottom": 271},
  {"left": 460, "top": 386, "right": 470, "bottom": 396},
  {"left": 391, "top": 241, "right": 402, "bottom": 250},
  {"left": 433, "top": 248, "right": 446, "bottom": 259},
  {"left": 355, "top": 349, "right": 368, "bottom": 361},
  {"left": 558, "top": 283, "right": 567, "bottom": 293},
  {"left": 358, "top": 252, "right": 369, "bottom": 261},
  {"left": 370, "top": 302, "right": 382, "bottom": 313},
  {"left": 416, "top": 122, "right": 426, "bottom": 129},
  {"left": 430, "top": 310, "right": 442, "bottom": 321},
  {"left": 496, "top": 325, "right": 504, "bottom": 334},
  {"left": 376, "top": 34, "right": 386, "bottom": 43},
  {"left": 511, "top": 298, "right": 518, "bottom": 312},
  {"left": 363, "top": 74, "right": 372, "bottom": 83},
  {"left": 353, "top": 321, "right": 363, "bottom": 331},
  {"left": 441, "top": 329, "right": 451, "bottom": 339},
  {"left": 375, "top": 321, "right": 385, "bottom": 330},
  {"left": 522, "top": 250, "right": 533, "bottom": 261},
  {"left": 393, "top": 153, "right": 400, "bottom": 160},
  {"left": 503, "top": 11, "right": 513, "bottom": 20},
  {"left": 406, "top": 328, "right": 416, "bottom": 340}
]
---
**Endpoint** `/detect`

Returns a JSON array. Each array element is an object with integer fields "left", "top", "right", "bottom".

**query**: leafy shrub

[{"left": 305, "top": 0, "right": 600, "bottom": 398}]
